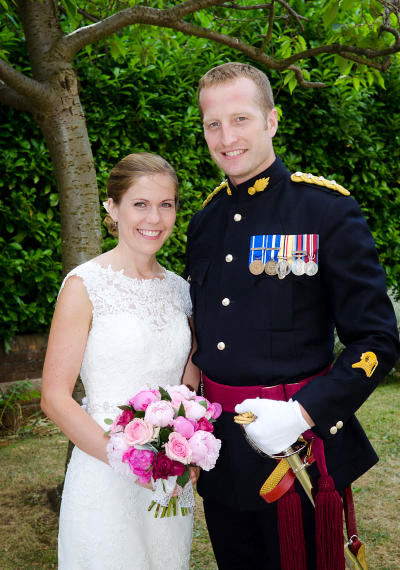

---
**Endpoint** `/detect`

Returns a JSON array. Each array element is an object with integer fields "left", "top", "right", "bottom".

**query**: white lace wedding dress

[{"left": 58, "top": 261, "right": 194, "bottom": 570}]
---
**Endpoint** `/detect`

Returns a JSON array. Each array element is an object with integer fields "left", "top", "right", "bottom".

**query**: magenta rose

[
  {"left": 188, "top": 431, "right": 221, "bottom": 471},
  {"left": 116, "top": 409, "right": 134, "bottom": 428},
  {"left": 124, "top": 418, "right": 154, "bottom": 446},
  {"left": 122, "top": 448, "right": 154, "bottom": 484},
  {"left": 165, "top": 432, "right": 192, "bottom": 465},
  {"left": 196, "top": 417, "right": 214, "bottom": 433},
  {"left": 173, "top": 416, "right": 196, "bottom": 439},
  {"left": 129, "top": 389, "right": 160, "bottom": 411},
  {"left": 144, "top": 400, "right": 175, "bottom": 427},
  {"left": 152, "top": 452, "right": 186, "bottom": 481}
]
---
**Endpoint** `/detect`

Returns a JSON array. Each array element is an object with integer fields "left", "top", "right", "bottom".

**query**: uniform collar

[{"left": 227, "top": 156, "right": 288, "bottom": 202}]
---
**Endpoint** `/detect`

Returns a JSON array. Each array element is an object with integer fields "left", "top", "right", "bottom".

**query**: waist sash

[{"left": 202, "top": 365, "right": 331, "bottom": 412}]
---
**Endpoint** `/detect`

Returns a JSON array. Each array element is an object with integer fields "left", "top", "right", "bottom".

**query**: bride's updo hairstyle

[{"left": 104, "top": 152, "right": 179, "bottom": 236}]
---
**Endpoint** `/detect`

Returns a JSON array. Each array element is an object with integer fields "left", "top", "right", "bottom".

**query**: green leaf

[
  {"left": 177, "top": 468, "right": 190, "bottom": 488},
  {"left": 134, "top": 410, "right": 145, "bottom": 418},
  {"left": 198, "top": 399, "right": 208, "bottom": 410},
  {"left": 322, "top": 1, "right": 340, "bottom": 28},
  {"left": 159, "top": 387, "right": 172, "bottom": 401},
  {"left": 118, "top": 405, "right": 132, "bottom": 411},
  {"left": 104, "top": 418, "right": 114, "bottom": 425},
  {"left": 177, "top": 402, "right": 186, "bottom": 417},
  {"left": 159, "top": 427, "right": 172, "bottom": 445}
]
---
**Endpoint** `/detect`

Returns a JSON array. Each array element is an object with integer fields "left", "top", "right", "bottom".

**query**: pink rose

[
  {"left": 183, "top": 399, "right": 207, "bottom": 421},
  {"left": 144, "top": 400, "right": 175, "bottom": 427},
  {"left": 124, "top": 418, "right": 154, "bottom": 446},
  {"left": 115, "top": 409, "right": 134, "bottom": 429},
  {"left": 173, "top": 416, "right": 196, "bottom": 439},
  {"left": 165, "top": 432, "right": 192, "bottom": 465},
  {"left": 197, "top": 417, "right": 214, "bottom": 433},
  {"left": 194, "top": 395, "right": 210, "bottom": 407},
  {"left": 170, "top": 392, "right": 186, "bottom": 410},
  {"left": 167, "top": 384, "right": 194, "bottom": 400},
  {"left": 208, "top": 402, "right": 222, "bottom": 420},
  {"left": 188, "top": 431, "right": 221, "bottom": 471},
  {"left": 129, "top": 389, "right": 160, "bottom": 411},
  {"left": 122, "top": 448, "right": 154, "bottom": 484}
]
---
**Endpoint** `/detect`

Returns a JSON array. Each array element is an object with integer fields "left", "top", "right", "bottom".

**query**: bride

[{"left": 41, "top": 153, "right": 200, "bottom": 569}]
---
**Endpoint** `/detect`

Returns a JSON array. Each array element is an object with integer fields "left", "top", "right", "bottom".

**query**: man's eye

[
  {"left": 207, "top": 121, "right": 219, "bottom": 129},
  {"left": 236, "top": 116, "right": 247, "bottom": 122}
]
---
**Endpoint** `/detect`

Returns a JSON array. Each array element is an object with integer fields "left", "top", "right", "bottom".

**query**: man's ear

[{"left": 266, "top": 108, "right": 278, "bottom": 136}]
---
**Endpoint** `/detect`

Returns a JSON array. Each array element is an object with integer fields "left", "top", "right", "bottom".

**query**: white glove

[{"left": 235, "top": 398, "right": 310, "bottom": 456}]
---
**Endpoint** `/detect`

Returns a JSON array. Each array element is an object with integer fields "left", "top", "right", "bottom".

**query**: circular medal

[
  {"left": 291, "top": 258, "right": 305, "bottom": 276},
  {"left": 265, "top": 260, "right": 278, "bottom": 275},
  {"left": 277, "top": 259, "right": 291, "bottom": 279},
  {"left": 305, "top": 260, "right": 318, "bottom": 276},
  {"left": 249, "top": 259, "right": 265, "bottom": 275}
]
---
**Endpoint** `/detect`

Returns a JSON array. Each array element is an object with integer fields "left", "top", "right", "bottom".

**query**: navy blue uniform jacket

[{"left": 185, "top": 156, "right": 399, "bottom": 511}]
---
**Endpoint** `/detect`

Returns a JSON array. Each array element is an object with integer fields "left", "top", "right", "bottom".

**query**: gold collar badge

[
  {"left": 351, "top": 351, "right": 378, "bottom": 378},
  {"left": 248, "top": 177, "right": 270, "bottom": 196}
]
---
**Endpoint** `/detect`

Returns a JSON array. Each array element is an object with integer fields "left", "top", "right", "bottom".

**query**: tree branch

[
  {"left": 0, "top": 57, "right": 55, "bottom": 106},
  {"left": 59, "top": 0, "right": 227, "bottom": 60},
  {"left": 55, "top": 0, "right": 400, "bottom": 84},
  {"left": 287, "top": 65, "right": 325, "bottom": 89},
  {"left": 0, "top": 82, "right": 34, "bottom": 111}
]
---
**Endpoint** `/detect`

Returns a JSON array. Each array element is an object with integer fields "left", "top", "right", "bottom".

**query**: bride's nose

[{"left": 146, "top": 206, "right": 161, "bottom": 224}]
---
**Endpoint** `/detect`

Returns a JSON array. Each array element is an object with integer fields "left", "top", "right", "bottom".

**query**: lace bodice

[{"left": 61, "top": 261, "right": 192, "bottom": 424}]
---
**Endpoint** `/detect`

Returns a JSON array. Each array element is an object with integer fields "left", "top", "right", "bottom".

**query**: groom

[{"left": 185, "top": 62, "right": 399, "bottom": 568}]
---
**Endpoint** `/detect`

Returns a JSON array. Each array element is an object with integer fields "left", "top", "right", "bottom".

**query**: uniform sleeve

[{"left": 294, "top": 195, "right": 400, "bottom": 439}]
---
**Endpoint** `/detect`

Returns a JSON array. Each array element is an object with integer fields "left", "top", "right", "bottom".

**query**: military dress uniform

[{"left": 185, "top": 156, "right": 400, "bottom": 569}]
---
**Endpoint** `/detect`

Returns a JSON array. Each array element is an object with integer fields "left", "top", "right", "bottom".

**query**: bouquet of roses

[{"left": 105, "top": 384, "right": 222, "bottom": 517}]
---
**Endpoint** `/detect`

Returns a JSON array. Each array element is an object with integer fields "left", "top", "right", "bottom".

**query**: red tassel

[
  {"left": 315, "top": 475, "right": 345, "bottom": 570},
  {"left": 278, "top": 485, "right": 307, "bottom": 570}
]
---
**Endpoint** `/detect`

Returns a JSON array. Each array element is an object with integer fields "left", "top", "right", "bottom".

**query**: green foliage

[
  {"left": 0, "top": 379, "right": 41, "bottom": 435},
  {"left": 0, "top": 23, "right": 399, "bottom": 343}
]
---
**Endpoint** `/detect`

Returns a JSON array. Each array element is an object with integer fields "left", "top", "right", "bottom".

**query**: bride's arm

[
  {"left": 41, "top": 276, "right": 109, "bottom": 464},
  {"left": 181, "top": 317, "right": 201, "bottom": 392}
]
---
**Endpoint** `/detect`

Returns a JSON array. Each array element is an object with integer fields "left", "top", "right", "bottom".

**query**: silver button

[
  {"left": 221, "top": 298, "right": 230, "bottom": 306},
  {"left": 225, "top": 254, "right": 233, "bottom": 262},
  {"left": 217, "top": 341, "right": 226, "bottom": 351},
  {"left": 233, "top": 213, "right": 242, "bottom": 222},
  {"left": 336, "top": 420, "right": 343, "bottom": 429},
  {"left": 330, "top": 426, "right": 338, "bottom": 435}
]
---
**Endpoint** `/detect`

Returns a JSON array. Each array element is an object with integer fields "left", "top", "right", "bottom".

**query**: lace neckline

[{"left": 89, "top": 261, "right": 168, "bottom": 284}]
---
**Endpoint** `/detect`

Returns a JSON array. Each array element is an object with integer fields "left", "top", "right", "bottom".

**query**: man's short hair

[{"left": 198, "top": 62, "right": 275, "bottom": 120}]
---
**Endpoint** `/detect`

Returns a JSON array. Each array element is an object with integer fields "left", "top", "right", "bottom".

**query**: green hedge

[{"left": 1, "top": 29, "right": 399, "bottom": 345}]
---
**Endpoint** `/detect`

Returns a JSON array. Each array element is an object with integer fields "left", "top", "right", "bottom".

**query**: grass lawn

[{"left": 0, "top": 377, "right": 399, "bottom": 569}]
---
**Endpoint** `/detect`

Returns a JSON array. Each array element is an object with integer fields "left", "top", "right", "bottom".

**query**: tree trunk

[{"left": 35, "top": 71, "right": 102, "bottom": 274}]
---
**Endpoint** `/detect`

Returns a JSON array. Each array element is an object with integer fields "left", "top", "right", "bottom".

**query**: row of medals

[{"left": 249, "top": 256, "right": 318, "bottom": 279}]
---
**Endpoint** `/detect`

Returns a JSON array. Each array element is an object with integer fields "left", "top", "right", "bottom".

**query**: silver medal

[
  {"left": 291, "top": 258, "right": 305, "bottom": 276},
  {"left": 277, "top": 259, "right": 291, "bottom": 279},
  {"left": 305, "top": 260, "right": 318, "bottom": 276}
]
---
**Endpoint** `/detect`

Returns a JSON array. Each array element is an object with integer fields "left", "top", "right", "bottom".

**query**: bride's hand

[{"left": 135, "top": 481, "right": 154, "bottom": 490}]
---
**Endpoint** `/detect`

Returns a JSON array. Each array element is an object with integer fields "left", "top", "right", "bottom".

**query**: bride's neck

[{"left": 107, "top": 244, "right": 162, "bottom": 279}]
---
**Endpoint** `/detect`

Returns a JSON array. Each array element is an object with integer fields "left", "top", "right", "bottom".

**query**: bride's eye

[{"left": 134, "top": 201, "right": 146, "bottom": 208}]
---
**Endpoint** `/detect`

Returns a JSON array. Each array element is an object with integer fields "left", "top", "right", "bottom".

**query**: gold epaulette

[
  {"left": 291, "top": 172, "right": 350, "bottom": 196},
  {"left": 202, "top": 180, "right": 230, "bottom": 208}
]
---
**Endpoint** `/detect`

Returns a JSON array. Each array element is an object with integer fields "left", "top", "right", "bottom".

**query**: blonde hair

[
  {"left": 198, "top": 62, "right": 275, "bottom": 120},
  {"left": 104, "top": 152, "right": 179, "bottom": 236}
]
